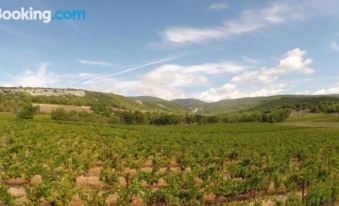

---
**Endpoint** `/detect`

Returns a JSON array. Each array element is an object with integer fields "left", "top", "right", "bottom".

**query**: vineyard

[{"left": 0, "top": 121, "right": 338, "bottom": 206}]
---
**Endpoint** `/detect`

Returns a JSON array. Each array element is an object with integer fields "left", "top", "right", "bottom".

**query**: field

[
  {"left": 0, "top": 121, "right": 338, "bottom": 206},
  {"left": 282, "top": 113, "right": 339, "bottom": 128},
  {"left": 0, "top": 112, "right": 51, "bottom": 121},
  {"left": 32, "top": 104, "right": 92, "bottom": 114},
  {"left": 287, "top": 113, "right": 339, "bottom": 123}
]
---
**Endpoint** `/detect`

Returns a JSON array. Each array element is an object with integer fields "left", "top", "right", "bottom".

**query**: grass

[
  {"left": 0, "top": 112, "right": 16, "bottom": 121},
  {"left": 0, "top": 112, "right": 51, "bottom": 121},
  {"left": 34, "top": 114, "right": 51, "bottom": 121},
  {"left": 285, "top": 113, "right": 339, "bottom": 128},
  {"left": 287, "top": 113, "right": 339, "bottom": 122}
]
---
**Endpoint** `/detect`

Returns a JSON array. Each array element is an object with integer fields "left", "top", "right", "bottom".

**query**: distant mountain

[
  {"left": 172, "top": 96, "right": 282, "bottom": 114},
  {"left": 198, "top": 96, "right": 281, "bottom": 114},
  {"left": 172, "top": 98, "right": 206, "bottom": 112},
  {"left": 131, "top": 96, "right": 185, "bottom": 113},
  {"left": 177, "top": 95, "right": 339, "bottom": 114}
]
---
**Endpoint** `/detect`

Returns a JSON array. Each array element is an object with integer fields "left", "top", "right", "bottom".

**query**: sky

[{"left": 1, "top": 0, "right": 339, "bottom": 102}]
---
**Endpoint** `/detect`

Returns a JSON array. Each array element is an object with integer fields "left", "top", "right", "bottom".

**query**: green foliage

[
  {"left": 305, "top": 181, "right": 337, "bottom": 206},
  {"left": 51, "top": 108, "right": 110, "bottom": 123},
  {"left": 0, "top": 185, "right": 13, "bottom": 205},
  {"left": 219, "top": 109, "right": 290, "bottom": 123},
  {"left": 0, "top": 92, "right": 32, "bottom": 112},
  {"left": 0, "top": 122, "right": 337, "bottom": 205},
  {"left": 286, "top": 193, "right": 302, "bottom": 206},
  {"left": 16, "top": 104, "right": 38, "bottom": 119},
  {"left": 252, "top": 96, "right": 339, "bottom": 112},
  {"left": 51, "top": 108, "right": 70, "bottom": 121}
]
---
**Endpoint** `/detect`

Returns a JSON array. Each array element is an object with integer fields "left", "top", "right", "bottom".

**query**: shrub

[
  {"left": 16, "top": 104, "right": 38, "bottom": 120},
  {"left": 51, "top": 108, "right": 70, "bottom": 121}
]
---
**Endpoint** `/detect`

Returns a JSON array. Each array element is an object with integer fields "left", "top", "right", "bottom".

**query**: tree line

[
  {"left": 15, "top": 104, "right": 290, "bottom": 125},
  {"left": 47, "top": 108, "right": 290, "bottom": 125}
]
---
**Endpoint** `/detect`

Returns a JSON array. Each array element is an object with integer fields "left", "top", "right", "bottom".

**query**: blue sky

[{"left": 1, "top": 0, "right": 339, "bottom": 101}]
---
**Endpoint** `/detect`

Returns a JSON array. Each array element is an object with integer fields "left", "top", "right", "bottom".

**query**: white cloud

[
  {"left": 163, "top": 27, "right": 225, "bottom": 44},
  {"left": 82, "top": 61, "right": 244, "bottom": 100},
  {"left": 143, "top": 65, "right": 209, "bottom": 87},
  {"left": 329, "top": 40, "right": 339, "bottom": 52},
  {"left": 241, "top": 56, "right": 260, "bottom": 65},
  {"left": 231, "top": 48, "right": 313, "bottom": 84},
  {"left": 209, "top": 2, "right": 229, "bottom": 10},
  {"left": 160, "top": 0, "right": 339, "bottom": 45},
  {"left": 314, "top": 83, "right": 339, "bottom": 95},
  {"left": 199, "top": 83, "right": 242, "bottom": 102},
  {"left": 8, "top": 63, "right": 60, "bottom": 87},
  {"left": 80, "top": 49, "right": 315, "bottom": 101},
  {"left": 199, "top": 48, "right": 314, "bottom": 101},
  {"left": 140, "top": 61, "right": 243, "bottom": 88},
  {"left": 162, "top": 3, "right": 290, "bottom": 44},
  {"left": 77, "top": 59, "right": 114, "bottom": 68},
  {"left": 199, "top": 83, "right": 285, "bottom": 102},
  {"left": 2, "top": 49, "right": 322, "bottom": 102}
]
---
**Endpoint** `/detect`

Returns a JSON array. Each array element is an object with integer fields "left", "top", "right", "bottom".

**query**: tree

[
  {"left": 119, "top": 112, "right": 136, "bottom": 124},
  {"left": 206, "top": 116, "right": 219, "bottom": 123},
  {"left": 134, "top": 111, "right": 149, "bottom": 125}
]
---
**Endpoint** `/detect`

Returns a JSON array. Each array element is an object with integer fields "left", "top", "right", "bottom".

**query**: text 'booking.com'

[{"left": 0, "top": 7, "right": 86, "bottom": 23}]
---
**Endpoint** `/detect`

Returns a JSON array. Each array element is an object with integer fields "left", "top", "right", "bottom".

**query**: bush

[
  {"left": 16, "top": 104, "right": 38, "bottom": 120},
  {"left": 306, "top": 182, "right": 335, "bottom": 206},
  {"left": 51, "top": 108, "right": 70, "bottom": 121},
  {"left": 108, "top": 115, "right": 121, "bottom": 124}
]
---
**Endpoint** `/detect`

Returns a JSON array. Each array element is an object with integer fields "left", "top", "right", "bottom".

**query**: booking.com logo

[{"left": 0, "top": 7, "right": 86, "bottom": 23}]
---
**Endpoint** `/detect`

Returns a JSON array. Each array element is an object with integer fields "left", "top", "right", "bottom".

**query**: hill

[
  {"left": 174, "top": 95, "right": 339, "bottom": 114},
  {"left": 250, "top": 95, "right": 339, "bottom": 111},
  {"left": 131, "top": 96, "right": 185, "bottom": 113},
  {"left": 1, "top": 87, "right": 339, "bottom": 115},
  {"left": 193, "top": 96, "right": 281, "bottom": 114},
  {"left": 0, "top": 87, "right": 184, "bottom": 114},
  {"left": 172, "top": 98, "right": 206, "bottom": 112}
]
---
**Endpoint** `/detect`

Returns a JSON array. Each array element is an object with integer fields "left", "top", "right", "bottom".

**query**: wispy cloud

[
  {"left": 6, "top": 63, "right": 60, "bottom": 87},
  {"left": 80, "top": 51, "right": 193, "bottom": 85},
  {"left": 162, "top": 3, "right": 289, "bottom": 44},
  {"left": 209, "top": 2, "right": 229, "bottom": 10},
  {"left": 77, "top": 59, "right": 114, "bottom": 68},
  {"left": 329, "top": 40, "right": 339, "bottom": 52},
  {"left": 158, "top": 0, "right": 339, "bottom": 45},
  {"left": 241, "top": 56, "right": 260, "bottom": 65}
]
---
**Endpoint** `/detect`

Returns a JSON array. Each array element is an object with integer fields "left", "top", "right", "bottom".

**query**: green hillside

[
  {"left": 196, "top": 96, "right": 281, "bottom": 114},
  {"left": 250, "top": 95, "right": 339, "bottom": 111},
  {"left": 132, "top": 96, "right": 185, "bottom": 113},
  {"left": 172, "top": 98, "right": 206, "bottom": 111},
  {"left": 1, "top": 87, "right": 339, "bottom": 115},
  {"left": 176, "top": 95, "right": 339, "bottom": 114},
  {"left": 0, "top": 88, "right": 183, "bottom": 113}
]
